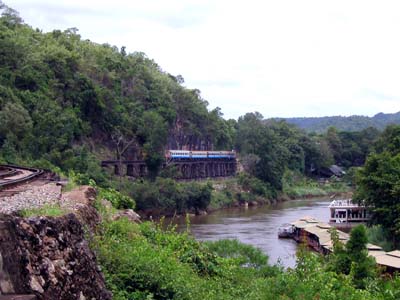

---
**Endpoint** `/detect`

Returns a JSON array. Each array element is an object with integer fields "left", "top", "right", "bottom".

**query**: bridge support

[{"left": 102, "top": 159, "right": 236, "bottom": 180}]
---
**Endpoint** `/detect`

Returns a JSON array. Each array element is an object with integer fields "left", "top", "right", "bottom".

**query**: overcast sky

[{"left": 7, "top": 0, "right": 400, "bottom": 119}]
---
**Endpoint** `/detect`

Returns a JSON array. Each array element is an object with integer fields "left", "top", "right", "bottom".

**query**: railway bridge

[{"left": 101, "top": 150, "right": 237, "bottom": 180}]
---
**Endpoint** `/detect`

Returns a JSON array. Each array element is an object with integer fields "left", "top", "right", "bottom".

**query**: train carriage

[{"left": 166, "top": 150, "right": 236, "bottom": 160}]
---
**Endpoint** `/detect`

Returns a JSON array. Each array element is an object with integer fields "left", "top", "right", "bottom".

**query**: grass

[
  {"left": 284, "top": 186, "right": 328, "bottom": 198},
  {"left": 20, "top": 204, "right": 67, "bottom": 217},
  {"left": 284, "top": 183, "right": 350, "bottom": 199}
]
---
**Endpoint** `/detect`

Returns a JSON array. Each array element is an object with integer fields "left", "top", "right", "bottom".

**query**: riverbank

[
  {"left": 135, "top": 175, "right": 352, "bottom": 220},
  {"left": 205, "top": 176, "right": 352, "bottom": 215},
  {"left": 93, "top": 207, "right": 399, "bottom": 300},
  {"left": 169, "top": 197, "right": 333, "bottom": 267}
]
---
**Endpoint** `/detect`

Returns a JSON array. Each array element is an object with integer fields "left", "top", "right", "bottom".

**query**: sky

[{"left": 6, "top": 0, "right": 400, "bottom": 119}]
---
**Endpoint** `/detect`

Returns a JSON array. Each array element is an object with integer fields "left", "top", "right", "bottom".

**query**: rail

[
  {"left": 0, "top": 168, "right": 18, "bottom": 179},
  {"left": 0, "top": 164, "right": 44, "bottom": 190}
]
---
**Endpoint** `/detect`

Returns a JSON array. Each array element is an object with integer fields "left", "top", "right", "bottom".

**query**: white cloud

[{"left": 8, "top": 0, "right": 400, "bottom": 119}]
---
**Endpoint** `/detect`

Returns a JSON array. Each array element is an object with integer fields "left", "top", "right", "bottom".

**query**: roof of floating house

[
  {"left": 291, "top": 217, "right": 400, "bottom": 270},
  {"left": 291, "top": 217, "right": 329, "bottom": 229},
  {"left": 374, "top": 251, "right": 400, "bottom": 269}
]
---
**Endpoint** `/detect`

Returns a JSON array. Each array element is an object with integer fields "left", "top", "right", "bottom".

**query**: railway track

[{"left": 0, "top": 165, "right": 45, "bottom": 192}]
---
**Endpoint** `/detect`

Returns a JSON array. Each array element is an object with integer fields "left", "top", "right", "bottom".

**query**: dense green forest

[
  {"left": 0, "top": 2, "right": 388, "bottom": 215},
  {"left": 3, "top": 3, "right": 400, "bottom": 299},
  {"left": 278, "top": 111, "right": 400, "bottom": 133},
  {"left": 0, "top": 2, "right": 234, "bottom": 178}
]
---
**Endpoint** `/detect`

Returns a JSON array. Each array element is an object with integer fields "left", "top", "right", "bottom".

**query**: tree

[
  {"left": 0, "top": 101, "right": 32, "bottom": 145},
  {"left": 235, "top": 113, "right": 289, "bottom": 191},
  {"left": 326, "top": 127, "right": 343, "bottom": 162},
  {"left": 327, "top": 228, "right": 351, "bottom": 275},
  {"left": 111, "top": 128, "right": 136, "bottom": 185},
  {"left": 354, "top": 151, "right": 400, "bottom": 245},
  {"left": 140, "top": 111, "right": 168, "bottom": 179},
  {"left": 354, "top": 125, "right": 400, "bottom": 245},
  {"left": 346, "top": 225, "right": 376, "bottom": 288},
  {"left": 0, "top": 1, "right": 23, "bottom": 27},
  {"left": 328, "top": 226, "right": 376, "bottom": 289}
]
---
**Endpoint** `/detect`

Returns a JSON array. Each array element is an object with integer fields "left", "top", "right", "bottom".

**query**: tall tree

[{"left": 354, "top": 125, "right": 400, "bottom": 245}]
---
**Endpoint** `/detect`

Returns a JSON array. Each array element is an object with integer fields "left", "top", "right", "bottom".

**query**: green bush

[
  {"left": 209, "top": 190, "right": 233, "bottom": 209},
  {"left": 132, "top": 178, "right": 212, "bottom": 214},
  {"left": 99, "top": 187, "right": 135, "bottom": 210},
  {"left": 92, "top": 217, "right": 400, "bottom": 300},
  {"left": 237, "top": 173, "right": 274, "bottom": 198},
  {"left": 205, "top": 239, "right": 268, "bottom": 268}
]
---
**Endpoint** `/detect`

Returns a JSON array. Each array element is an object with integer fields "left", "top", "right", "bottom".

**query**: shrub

[
  {"left": 99, "top": 187, "right": 135, "bottom": 209},
  {"left": 132, "top": 178, "right": 212, "bottom": 214},
  {"left": 206, "top": 239, "right": 268, "bottom": 269}
]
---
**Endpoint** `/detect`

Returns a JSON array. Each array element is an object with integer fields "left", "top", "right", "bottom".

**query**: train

[{"left": 166, "top": 150, "right": 236, "bottom": 160}]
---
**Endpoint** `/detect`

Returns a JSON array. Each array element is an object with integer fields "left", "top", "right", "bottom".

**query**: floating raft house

[{"left": 291, "top": 217, "right": 400, "bottom": 273}]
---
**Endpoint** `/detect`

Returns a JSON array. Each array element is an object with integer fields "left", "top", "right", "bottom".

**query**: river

[{"left": 170, "top": 198, "right": 331, "bottom": 268}]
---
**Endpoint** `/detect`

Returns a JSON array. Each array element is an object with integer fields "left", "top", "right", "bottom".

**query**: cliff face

[{"left": 0, "top": 213, "right": 111, "bottom": 300}]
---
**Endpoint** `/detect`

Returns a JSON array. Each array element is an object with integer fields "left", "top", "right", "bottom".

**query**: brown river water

[{"left": 167, "top": 198, "right": 331, "bottom": 268}]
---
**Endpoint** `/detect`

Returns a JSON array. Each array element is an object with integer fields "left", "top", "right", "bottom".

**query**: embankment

[{"left": 0, "top": 186, "right": 112, "bottom": 300}]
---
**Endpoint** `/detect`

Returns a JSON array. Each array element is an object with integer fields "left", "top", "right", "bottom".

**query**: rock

[
  {"left": 112, "top": 209, "right": 141, "bottom": 223},
  {"left": 0, "top": 295, "right": 37, "bottom": 300},
  {"left": 0, "top": 214, "right": 112, "bottom": 300},
  {"left": 0, "top": 253, "right": 15, "bottom": 294},
  {"left": 248, "top": 201, "right": 258, "bottom": 206},
  {"left": 29, "top": 277, "right": 43, "bottom": 294},
  {"left": 197, "top": 210, "right": 207, "bottom": 216},
  {"left": 100, "top": 199, "right": 112, "bottom": 211}
]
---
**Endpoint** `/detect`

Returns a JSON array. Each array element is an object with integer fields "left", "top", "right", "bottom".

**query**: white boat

[
  {"left": 329, "top": 199, "right": 370, "bottom": 223},
  {"left": 278, "top": 224, "right": 294, "bottom": 238}
]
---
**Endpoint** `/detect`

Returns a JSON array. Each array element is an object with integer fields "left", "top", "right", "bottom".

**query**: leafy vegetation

[
  {"left": 328, "top": 226, "right": 376, "bottom": 289},
  {"left": 130, "top": 178, "right": 212, "bottom": 215},
  {"left": 19, "top": 204, "right": 66, "bottom": 217},
  {"left": 366, "top": 225, "right": 393, "bottom": 252},
  {"left": 0, "top": 3, "right": 389, "bottom": 211},
  {"left": 354, "top": 125, "right": 400, "bottom": 246},
  {"left": 92, "top": 213, "right": 400, "bottom": 300},
  {"left": 281, "top": 112, "right": 400, "bottom": 133},
  {"left": 282, "top": 170, "right": 350, "bottom": 198},
  {"left": 235, "top": 114, "right": 376, "bottom": 195},
  {"left": 0, "top": 3, "right": 234, "bottom": 184},
  {"left": 98, "top": 187, "right": 135, "bottom": 210},
  {"left": 3, "top": 2, "right": 400, "bottom": 299}
]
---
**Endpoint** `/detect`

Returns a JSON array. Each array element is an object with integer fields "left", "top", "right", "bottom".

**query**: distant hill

[{"left": 276, "top": 112, "right": 400, "bottom": 133}]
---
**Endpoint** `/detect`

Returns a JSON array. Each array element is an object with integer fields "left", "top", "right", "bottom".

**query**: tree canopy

[{"left": 354, "top": 125, "right": 400, "bottom": 245}]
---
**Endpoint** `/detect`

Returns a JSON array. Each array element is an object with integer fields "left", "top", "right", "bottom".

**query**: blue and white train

[{"left": 166, "top": 150, "right": 236, "bottom": 160}]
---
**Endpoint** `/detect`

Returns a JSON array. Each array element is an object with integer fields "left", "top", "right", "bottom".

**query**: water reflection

[{"left": 168, "top": 198, "right": 331, "bottom": 268}]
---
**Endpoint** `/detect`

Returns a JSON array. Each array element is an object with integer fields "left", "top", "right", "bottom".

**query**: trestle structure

[{"left": 101, "top": 159, "right": 236, "bottom": 180}]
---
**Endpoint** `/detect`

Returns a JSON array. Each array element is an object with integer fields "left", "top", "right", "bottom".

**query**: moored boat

[
  {"left": 278, "top": 224, "right": 294, "bottom": 238},
  {"left": 329, "top": 199, "right": 370, "bottom": 224}
]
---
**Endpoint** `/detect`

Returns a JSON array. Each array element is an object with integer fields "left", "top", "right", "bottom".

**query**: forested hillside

[
  {"left": 0, "top": 3, "right": 389, "bottom": 211},
  {"left": 0, "top": 3, "right": 234, "bottom": 181},
  {"left": 279, "top": 111, "right": 400, "bottom": 133}
]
